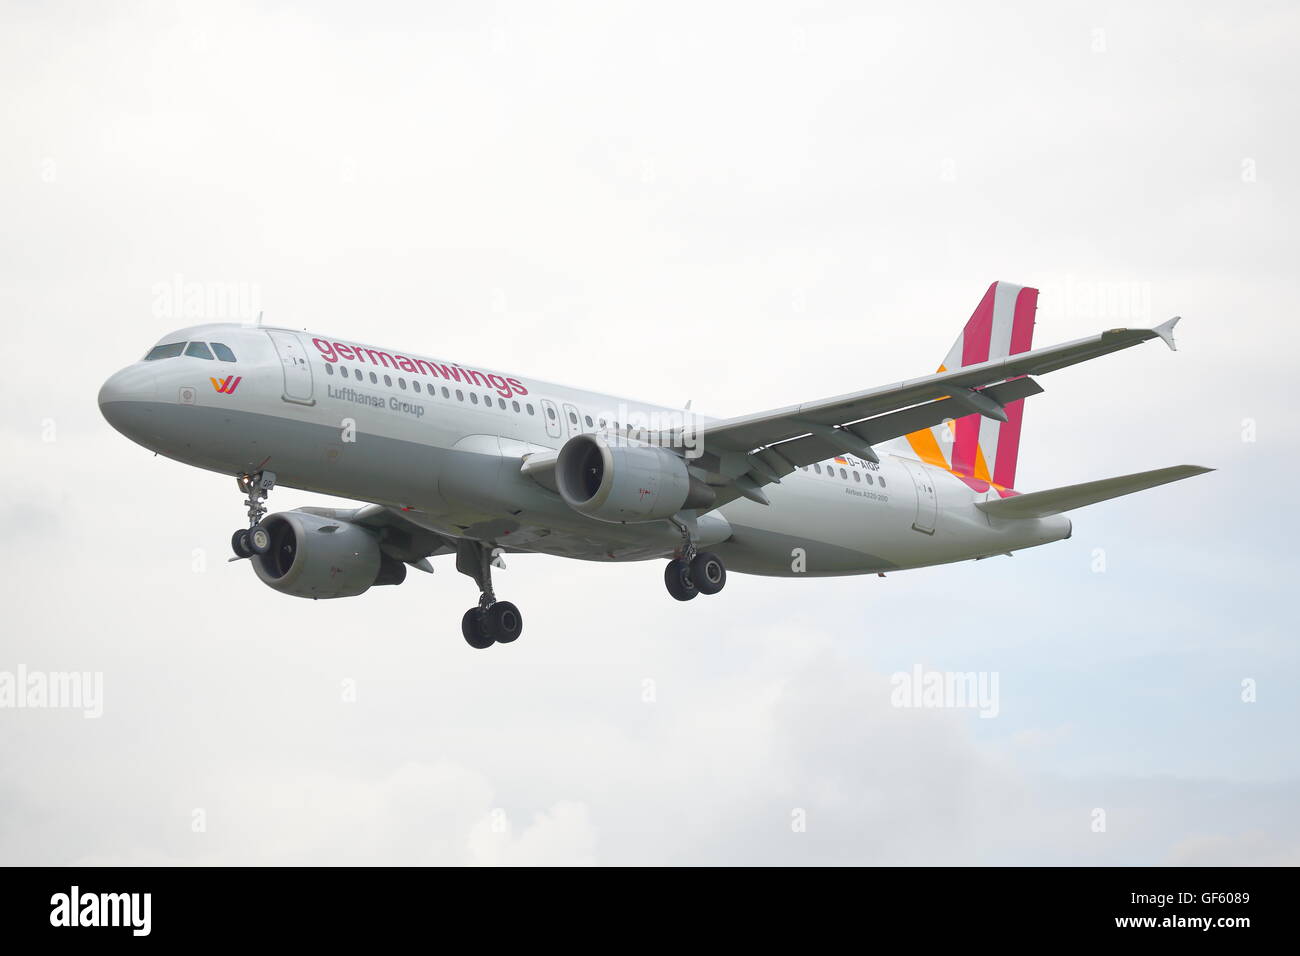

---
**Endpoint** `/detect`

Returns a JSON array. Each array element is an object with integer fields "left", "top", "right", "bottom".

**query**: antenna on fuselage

[{"left": 256, "top": 310, "right": 264, "bottom": 327}]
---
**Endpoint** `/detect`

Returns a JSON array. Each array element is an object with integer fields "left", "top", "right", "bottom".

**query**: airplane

[{"left": 98, "top": 281, "right": 1211, "bottom": 649}]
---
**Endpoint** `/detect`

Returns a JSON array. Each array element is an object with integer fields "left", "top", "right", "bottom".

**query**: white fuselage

[{"left": 98, "top": 323, "right": 1072, "bottom": 577}]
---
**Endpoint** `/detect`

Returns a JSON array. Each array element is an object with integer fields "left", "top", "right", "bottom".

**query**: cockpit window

[
  {"left": 210, "top": 342, "right": 236, "bottom": 362},
  {"left": 144, "top": 342, "right": 186, "bottom": 361},
  {"left": 184, "top": 341, "right": 214, "bottom": 360}
]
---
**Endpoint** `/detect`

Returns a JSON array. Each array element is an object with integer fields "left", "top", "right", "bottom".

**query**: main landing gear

[
  {"left": 663, "top": 519, "right": 727, "bottom": 602},
  {"left": 456, "top": 540, "right": 523, "bottom": 650},
  {"left": 229, "top": 470, "right": 277, "bottom": 560}
]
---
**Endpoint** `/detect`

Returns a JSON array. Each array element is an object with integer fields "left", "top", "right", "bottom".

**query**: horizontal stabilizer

[{"left": 976, "top": 465, "right": 1213, "bottom": 519}]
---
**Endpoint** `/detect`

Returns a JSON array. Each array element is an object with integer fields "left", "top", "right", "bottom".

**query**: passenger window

[
  {"left": 526, "top": 404, "right": 534, "bottom": 415},
  {"left": 369, "top": 372, "right": 378, "bottom": 384},
  {"left": 568, "top": 411, "right": 578, "bottom": 425},
  {"left": 325, "top": 363, "right": 334, "bottom": 375},
  {"left": 470, "top": 393, "right": 478, "bottom": 404},
  {"left": 184, "top": 341, "right": 214, "bottom": 360},
  {"left": 399, "top": 378, "right": 407, "bottom": 389},
  {"left": 853, "top": 471, "right": 860, "bottom": 482},
  {"left": 442, "top": 387, "right": 450, "bottom": 398},
  {"left": 878, "top": 477, "right": 886, "bottom": 488},
  {"left": 840, "top": 468, "right": 848, "bottom": 479},
  {"left": 498, "top": 398, "right": 506, "bottom": 409},
  {"left": 866, "top": 474, "right": 874, "bottom": 485},
  {"left": 547, "top": 407, "right": 556, "bottom": 420},
  {"left": 813, "top": 464, "right": 821, "bottom": 474},
  {"left": 210, "top": 342, "right": 236, "bottom": 362},
  {"left": 144, "top": 342, "right": 185, "bottom": 361},
  {"left": 512, "top": 401, "right": 520, "bottom": 412},
  {"left": 384, "top": 375, "right": 392, "bottom": 387},
  {"left": 585, "top": 415, "right": 593, "bottom": 427}
]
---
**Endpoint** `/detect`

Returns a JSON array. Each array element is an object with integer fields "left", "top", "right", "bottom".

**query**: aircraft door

[
  {"left": 562, "top": 402, "right": 582, "bottom": 438},
  {"left": 540, "top": 399, "right": 562, "bottom": 439},
  {"left": 902, "top": 459, "right": 938, "bottom": 534},
  {"left": 265, "top": 330, "right": 315, "bottom": 405}
]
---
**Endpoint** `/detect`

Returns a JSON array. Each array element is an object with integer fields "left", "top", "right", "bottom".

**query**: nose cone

[{"left": 98, "top": 365, "right": 158, "bottom": 441}]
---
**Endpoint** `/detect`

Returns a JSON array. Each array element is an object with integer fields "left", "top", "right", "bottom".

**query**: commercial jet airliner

[{"left": 99, "top": 281, "right": 1210, "bottom": 648}]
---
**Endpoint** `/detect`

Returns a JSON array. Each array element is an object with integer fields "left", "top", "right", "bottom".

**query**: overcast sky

[{"left": 1, "top": 0, "right": 1296, "bottom": 864}]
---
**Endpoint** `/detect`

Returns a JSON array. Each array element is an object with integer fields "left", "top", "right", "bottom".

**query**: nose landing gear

[
  {"left": 229, "top": 470, "right": 277, "bottom": 560},
  {"left": 456, "top": 540, "right": 524, "bottom": 649}
]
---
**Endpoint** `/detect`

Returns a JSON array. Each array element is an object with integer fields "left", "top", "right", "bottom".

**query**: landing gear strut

[
  {"left": 456, "top": 540, "right": 523, "bottom": 649},
  {"left": 230, "top": 470, "right": 276, "bottom": 559},
  {"left": 664, "top": 515, "right": 726, "bottom": 601}
]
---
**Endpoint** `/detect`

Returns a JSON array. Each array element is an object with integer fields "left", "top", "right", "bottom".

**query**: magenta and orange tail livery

[{"left": 905, "top": 281, "right": 1038, "bottom": 494}]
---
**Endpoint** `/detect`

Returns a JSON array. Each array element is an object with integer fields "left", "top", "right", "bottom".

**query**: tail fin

[{"left": 904, "top": 281, "right": 1038, "bottom": 490}]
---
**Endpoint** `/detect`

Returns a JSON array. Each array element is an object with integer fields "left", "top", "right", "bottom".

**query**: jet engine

[
  {"left": 251, "top": 510, "right": 408, "bottom": 599},
  {"left": 555, "top": 434, "right": 715, "bottom": 523}
]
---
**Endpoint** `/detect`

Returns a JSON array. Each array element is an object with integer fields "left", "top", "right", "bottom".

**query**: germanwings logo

[{"left": 210, "top": 375, "right": 242, "bottom": 394}]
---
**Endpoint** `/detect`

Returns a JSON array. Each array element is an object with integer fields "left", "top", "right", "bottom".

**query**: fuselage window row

[
  {"left": 326, "top": 362, "right": 544, "bottom": 417},
  {"left": 320, "top": 363, "right": 694, "bottom": 441},
  {"left": 803, "top": 462, "right": 882, "bottom": 487}
]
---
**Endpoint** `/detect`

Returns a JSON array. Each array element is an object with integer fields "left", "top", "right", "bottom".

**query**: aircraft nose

[{"left": 98, "top": 365, "right": 158, "bottom": 437}]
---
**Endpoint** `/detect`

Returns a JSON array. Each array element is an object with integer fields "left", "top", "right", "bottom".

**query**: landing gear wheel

[
  {"left": 454, "top": 541, "right": 523, "bottom": 648},
  {"left": 231, "top": 529, "right": 253, "bottom": 559},
  {"left": 248, "top": 524, "right": 272, "bottom": 555},
  {"left": 484, "top": 601, "right": 523, "bottom": 643},
  {"left": 664, "top": 559, "right": 698, "bottom": 601},
  {"left": 461, "top": 608, "right": 494, "bottom": 650},
  {"left": 690, "top": 551, "right": 726, "bottom": 595}
]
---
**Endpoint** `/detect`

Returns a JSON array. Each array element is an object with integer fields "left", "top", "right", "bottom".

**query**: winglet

[{"left": 1153, "top": 316, "right": 1180, "bottom": 351}]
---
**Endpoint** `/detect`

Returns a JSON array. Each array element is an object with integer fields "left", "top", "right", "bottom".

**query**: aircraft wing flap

[
  {"left": 754, "top": 378, "right": 1043, "bottom": 471},
  {"left": 673, "top": 323, "right": 1172, "bottom": 458},
  {"left": 853, "top": 377, "right": 1043, "bottom": 445}
]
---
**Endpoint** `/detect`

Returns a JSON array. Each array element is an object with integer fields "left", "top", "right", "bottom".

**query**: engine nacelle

[
  {"left": 251, "top": 510, "right": 407, "bottom": 599},
  {"left": 555, "top": 434, "right": 715, "bottom": 523}
]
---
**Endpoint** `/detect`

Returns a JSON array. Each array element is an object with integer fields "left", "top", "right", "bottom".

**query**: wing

[{"left": 656, "top": 318, "right": 1182, "bottom": 506}]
